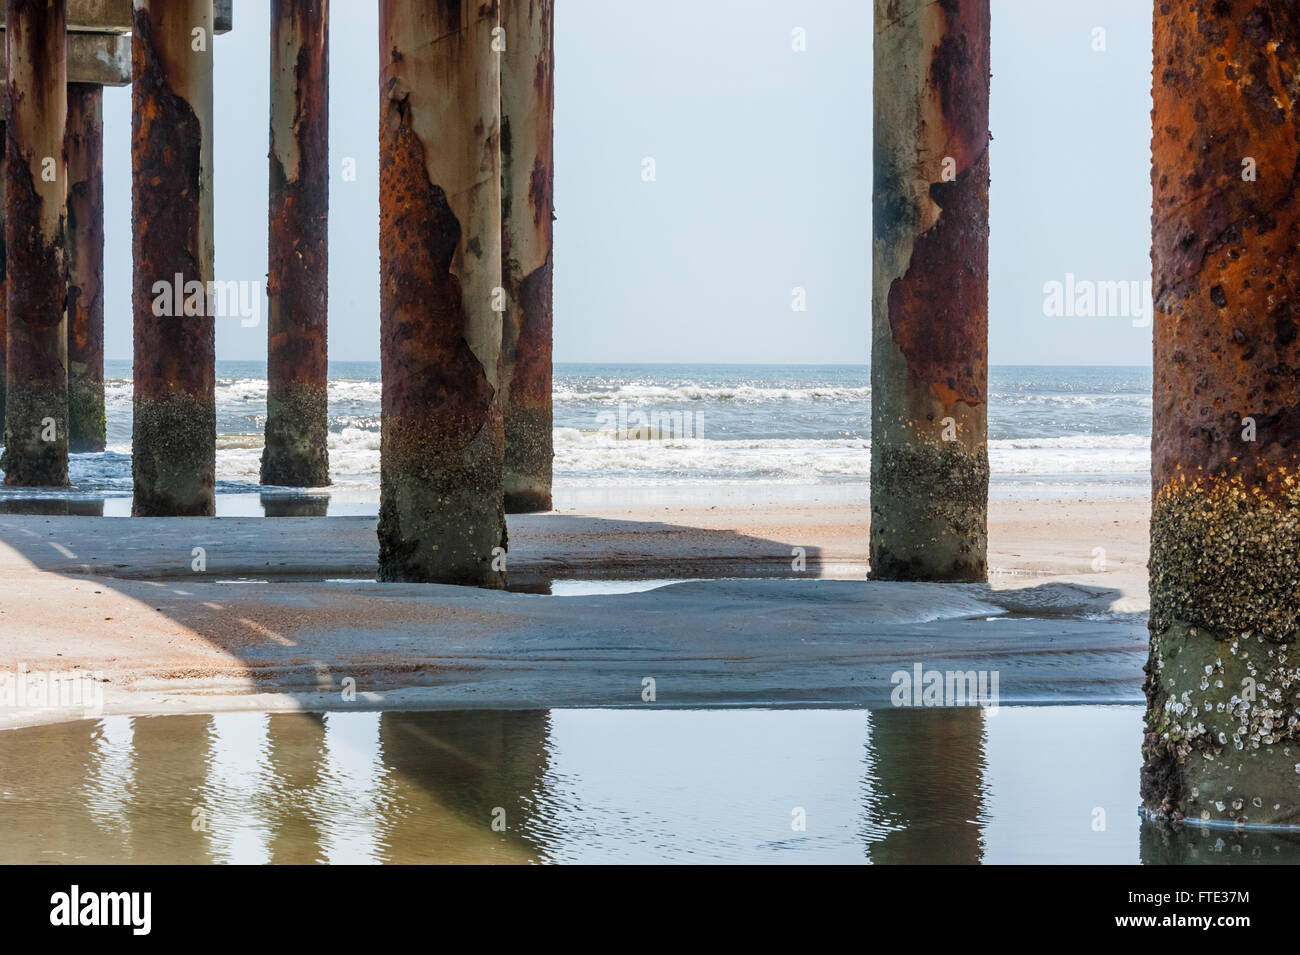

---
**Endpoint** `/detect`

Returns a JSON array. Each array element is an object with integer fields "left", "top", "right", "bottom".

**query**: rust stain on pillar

[
  {"left": 377, "top": 0, "right": 506, "bottom": 586},
  {"left": 1143, "top": 0, "right": 1300, "bottom": 825},
  {"left": 870, "top": 0, "right": 990, "bottom": 581},
  {"left": 500, "top": 0, "right": 553, "bottom": 513},
  {"left": 65, "top": 82, "right": 104, "bottom": 453},
  {"left": 131, "top": 0, "right": 215, "bottom": 515},
  {"left": 262, "top": 0, "right": 329, "bottom": 487},
  {"left": 2, "top": 0, "right": 68, "bottom": 487}
]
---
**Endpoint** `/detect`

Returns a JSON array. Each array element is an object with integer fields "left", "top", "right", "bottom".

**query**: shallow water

[{"left": 2, "top": 705, "right": 1294, "bottom": 864}]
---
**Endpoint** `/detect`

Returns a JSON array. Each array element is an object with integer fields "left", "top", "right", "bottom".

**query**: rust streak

[
  {"left": 263, "top": 0, "right": 330, "bottom": 487},
  {"left": 3, "top": 0, "right": 68, "bottom": 487}
]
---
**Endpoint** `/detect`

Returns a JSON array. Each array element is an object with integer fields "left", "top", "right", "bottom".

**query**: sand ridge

[{"left": 0, "top": 495, "right": 1150, "bottom": 728}]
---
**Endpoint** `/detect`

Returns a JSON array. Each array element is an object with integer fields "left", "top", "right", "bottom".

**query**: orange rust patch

[{"left": 1152, "top": 0, "right": 1300, "bottom": 493}]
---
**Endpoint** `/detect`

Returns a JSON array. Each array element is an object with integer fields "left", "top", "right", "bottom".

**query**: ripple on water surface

[{"left": 1, "top": 705, "right": 1297, "bottom": 863}]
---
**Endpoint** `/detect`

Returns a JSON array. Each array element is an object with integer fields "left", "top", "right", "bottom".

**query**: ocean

[{"left": 0, "top": 362, "right": 1152, "bottom": 512}]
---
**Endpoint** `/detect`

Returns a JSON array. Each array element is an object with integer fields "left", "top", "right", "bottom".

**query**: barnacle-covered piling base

[
  {"left": 1145, "top": 0, "right": 1300, "bottom": 824},
  {"left": 1143, "top": 476, "right": 1300, "bottom": 825},
  {"left": 503, "top": 404, "right": 553, "bottom": 513},
  {"left": 261, "top": 383, "right": 329, "bottom": 487},
  {"left": 870, "top": 442, "right": 989, "bottom": 582}
]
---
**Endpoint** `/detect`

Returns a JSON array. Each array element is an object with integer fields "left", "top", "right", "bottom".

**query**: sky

[{"left": 100, "top": 0, "right": 1155, "bottom": 366}]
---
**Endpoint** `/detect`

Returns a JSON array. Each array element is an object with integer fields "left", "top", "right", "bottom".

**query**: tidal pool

[{"left": 2, "top": 705, "right": 1298, "bottom": 864}]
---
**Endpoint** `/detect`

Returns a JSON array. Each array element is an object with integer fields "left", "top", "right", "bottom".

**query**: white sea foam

[
  {"left": 45, "top": 369, "right": 1153, "bottom": 494},
  {"left": 551, "top": 383, "right": 872, "bottom": 403},
  {"left": 53, "top": 429, "right": 1152, "bottom": 490}
]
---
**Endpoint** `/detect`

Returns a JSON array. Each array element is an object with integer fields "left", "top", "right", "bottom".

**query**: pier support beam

[
  {"left": 261, "top": 0, "right": 329, "bottom": 488},
  {"left": 0, "top": 118, "right": 7, "bottom": 429},
  {"left": 130, "top": 0, "right": 215, "bottom": 515},
  {"left": 1143, "top": 1, "right": 1300, "bottom": 825},
  {"left": 377, "top": 0, "right": 506, "bottom": 586},
  {"left": 2, "top": 0, "right": 68, "bottom": 487},
  {"left": 65, "top": 82, "right": 104, "bottom": 453},
  {"left": 500, "top": 0, "right": 553, "bottom": 513},
  {"left": 870, "top": 0, "right": 990, "bottom": 582}
]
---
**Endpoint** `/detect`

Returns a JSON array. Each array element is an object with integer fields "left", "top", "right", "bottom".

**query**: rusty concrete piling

[
  {"left": 131, "top": 0, "right": 215, "bottom": 515},
  {"left": 2, "top": 0, "right": 68, "bottom": 487},
  {"left": 65, "top": 82, "right": 104, "bottom": 452},
  {"left": 0, "top": 118, "right": 6, "bottom": 429},
  {"left": 500, "top": 0, "right": 553, "bottom": 513},
  {"left": 377, "top": 0, "right": 506, "bottom": 586},
  {"left": 262, "top": 0, "right": 329, "bottom": 488},
  {"left": 870, "top": 0, "right": 990, "bottom": 582},
  {"left": 1143, "top": 1, "right": 1300, "bottom": 824}
]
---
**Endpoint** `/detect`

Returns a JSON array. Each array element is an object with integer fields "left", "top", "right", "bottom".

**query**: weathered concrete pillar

[
  {"left": 1143, "top": 2, "right": 1300, "bottom": 825},
  {"left": 261, "top": 0, "right": 329, "bottom": 488},
  {"left": 870, "top": 0, "right": 990, "bottom": 582},
  {"left": 0, "top": 117, "right": 7, "bottom": 429},
  {"left": 131, "top": 0, "right": 215, "bottom": 515},
  {"left": 2, "top": 0, "right": 68, "bottom": 487},
  {"left": 65, "top": 82, "right": 104, "bottom": 453},
  {"left": 377, "top": 0, "right": 506, "bottom": 586},
  {"left": 500, "top": 0, "right": 553, "bottom": 513}
]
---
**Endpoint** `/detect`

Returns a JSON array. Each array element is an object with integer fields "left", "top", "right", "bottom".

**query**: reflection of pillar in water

[
  {"left": 1139, "top": 818, "right": 1300, "bottom": 864},
  {"left": 0, "top": 717, "right": 98, "bottom": 862},
  {"left": 376, "top": 710, "right": 552, "bottom": 863},
  {"left": 260, "top": 492, "right": 330, "bottom": 517},
  {"left": 125, "top": 714, "right": 216, "bottom": 864},
  {"left": 263, "top": 711, "right": 328, "bottom": 864},
  {"left": 864, "top": 707, "right": 987, "bottom": 864},
  {"left": 0, "top": 498, "right": 66, "bottom": 514}
]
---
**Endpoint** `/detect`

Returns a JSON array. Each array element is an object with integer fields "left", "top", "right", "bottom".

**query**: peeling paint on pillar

[
  {"left": 500, "top": 0, "right": 553, "bottom": 513},
  {"left": 131, "top": 0, "right": 215, "bottom": 515},
  {"left": 1144, "top": 0, "right": 1300, "bottom": 825},
  {"left": 377, "top": 0, "right": 506, "bottom": 586},
  {"left": 870, "top": 0, "right": 990, "bottom": 582},
  {"left": 2, "top": 0, "right": 68, "bottom": 487},
  {"left": 66, "top": 82, "right": 104, "bottom": 453},
  {"left": 262, "top": 0, "right": 329, "bottom": 488}
]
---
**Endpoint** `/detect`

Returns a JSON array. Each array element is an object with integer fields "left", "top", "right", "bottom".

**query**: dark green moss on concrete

[
  {"left": 504, "top": 406, "right": 552, "bottom": 513},
  {"left": 378, "top": 414, "right": 507, "bottom": 588},
  {"left": 1, "top": 384, "right": 68, "bottom": 486},
  {"left": 869, "top": 442, "right": 989, "bottom": 581},
  {"left": 132, "top": 393, "right": 215, "bottom": 516},
  {"left": 68, "top": 364, "right": 106, "bottom": 453},
  {"left": 260, "top": 383, "right": 329, "bottom": 487},
  {"left": 1144, "top": 619, "right": 1300, "bottom": 826}
]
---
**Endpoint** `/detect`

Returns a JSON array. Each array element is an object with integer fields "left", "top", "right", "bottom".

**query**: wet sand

[{"left": 0, "top": 492, "right": 1150, "bottom": 728}]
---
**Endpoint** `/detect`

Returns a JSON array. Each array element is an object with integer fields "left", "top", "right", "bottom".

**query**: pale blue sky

[{"left": 100, "top": 0, "right": 1154, "bottom": 365}]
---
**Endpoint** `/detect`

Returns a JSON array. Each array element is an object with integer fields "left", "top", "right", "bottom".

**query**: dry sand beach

[{"left": 0, "top": 492, "right": 1150, "bottom": 729}]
